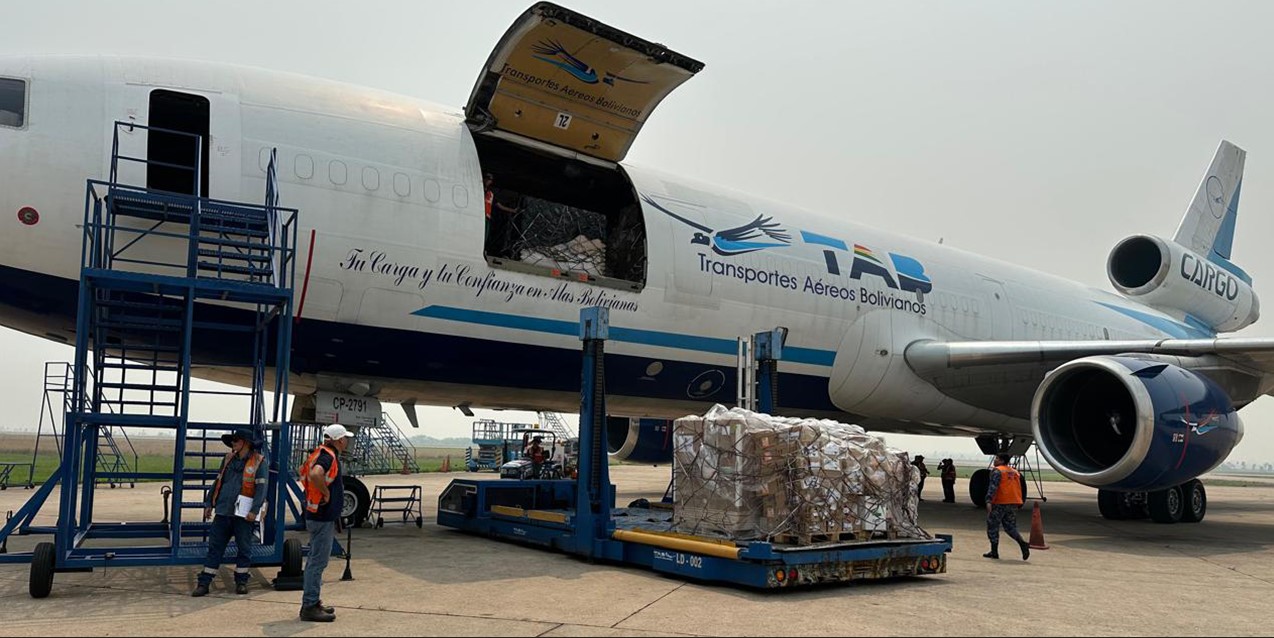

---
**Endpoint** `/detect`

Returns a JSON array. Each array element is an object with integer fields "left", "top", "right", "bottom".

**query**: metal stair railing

[
  {"left": 0, "top": 118, "right": 301, "bottom": 580},
  {"left": 378, "top": 412, "right": 419, "bottom": 473},
  {"left": 537, "top": 412, "right": 576, "bottom": 439}
]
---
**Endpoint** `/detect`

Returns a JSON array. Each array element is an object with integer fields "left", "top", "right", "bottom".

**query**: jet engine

[
  {"left": 606, "top": 417, "right": 673, "bottom": 464},
  {"left": 1107, "top": 234, "right": 1259, "bottom": 332},
  {"left": 1031, "top": 355, "right": 1242, "bottom": 492}
]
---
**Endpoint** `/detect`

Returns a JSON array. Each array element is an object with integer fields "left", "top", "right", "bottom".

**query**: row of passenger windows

[
  {"left": 257, "top": 147, "right": 439, "bottom": 200},
  {"left": 0, "top": 77, "right": 26, "bottom": 128}
]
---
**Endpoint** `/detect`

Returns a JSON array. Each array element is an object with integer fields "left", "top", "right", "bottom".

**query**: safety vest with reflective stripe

[
  {"left": 527, "top": 444, "right": 545, "bottom": 464},
  {"left": 300, "top": 445, "right": 340, "bottom": 514},
  {"left": 209, "top": 451, "right": 264, "bottom": 504},
  {"left": 991, "top": 465, "right": 1024, "bottom": 505}
]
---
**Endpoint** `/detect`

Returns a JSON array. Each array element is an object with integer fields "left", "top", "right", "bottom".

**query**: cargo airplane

[{"left": 1, "top": 2, "right": 1270, "bottom": 524}]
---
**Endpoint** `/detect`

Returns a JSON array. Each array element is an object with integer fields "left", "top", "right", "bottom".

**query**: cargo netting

[{"left": 673, "top": 405, "right": 928, "bottom": 545}]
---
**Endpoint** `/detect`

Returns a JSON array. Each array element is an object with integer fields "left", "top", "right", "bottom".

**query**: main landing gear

[{"left": 1097, "top": 479, "right": 1206, "bottom": 524}]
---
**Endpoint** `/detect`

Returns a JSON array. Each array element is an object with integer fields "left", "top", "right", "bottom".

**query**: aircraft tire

[
  {"left": 1148, "top": 484, "right": 1184, "bottom": 524},
  {"left": 1097, "top": 489, "right": 1125, "bottom": 520},
  {"left": 341, "top": 477, "right": 371, "bottom": 528},
  {"left": 969, "top": 469, "right": 990, "bottom": 508},
  {"left": 1180, "top": 479, "right": 1207, "bottom": 523}
]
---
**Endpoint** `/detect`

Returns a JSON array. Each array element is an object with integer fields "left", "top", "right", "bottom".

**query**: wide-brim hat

[{"left": 220, "top": 429, "right": 255, "bottom": 448}]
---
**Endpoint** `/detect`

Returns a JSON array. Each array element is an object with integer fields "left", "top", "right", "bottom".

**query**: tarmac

[{"left": 1, "top": 465, "right": 1271, "bottom": 636}]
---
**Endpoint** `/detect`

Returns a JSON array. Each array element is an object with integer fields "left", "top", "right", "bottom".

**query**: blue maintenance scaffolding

[{"left": 0, "top": 121, "right": 304, "bottom": 597}]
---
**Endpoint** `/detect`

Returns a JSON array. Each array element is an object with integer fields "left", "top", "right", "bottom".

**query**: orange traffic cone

[
  {"left": 440, "top": 455, "right": 451, "bottom": 473},
  {"left": 1028, "top": 501, "right": 1049, "bottom": 550}
]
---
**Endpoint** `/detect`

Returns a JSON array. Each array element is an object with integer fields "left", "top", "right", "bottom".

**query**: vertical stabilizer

[{"left": 1174, "top": 140, "right": 1245, "bottom": 260}]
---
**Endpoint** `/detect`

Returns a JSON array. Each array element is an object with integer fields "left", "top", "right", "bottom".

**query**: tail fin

[{"left": 1173, "top": 140, "right": 1245, "bottom": 261}]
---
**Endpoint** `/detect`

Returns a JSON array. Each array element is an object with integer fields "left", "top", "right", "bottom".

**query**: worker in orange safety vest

[
  {"left": 296, "top": 423, "right": 354, "bottom": 622},
  {"left": 192, "top": 428, "right": 267, "bottom": 597},
  {"left": 983, "top": 453, "right": 1030, "bottom": 561}
]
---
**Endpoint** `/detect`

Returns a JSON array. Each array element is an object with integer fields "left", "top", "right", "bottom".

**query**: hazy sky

[{"left": 4, "top": 1, "right": 1274, "bottom": 462}]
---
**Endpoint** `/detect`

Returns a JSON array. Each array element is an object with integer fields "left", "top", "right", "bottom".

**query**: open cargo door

[{"left": 466, "top": 2, "right": 704, "bottom": 163}]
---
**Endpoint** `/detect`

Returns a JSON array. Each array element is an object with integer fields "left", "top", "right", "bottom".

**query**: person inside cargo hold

[{"left": 484, "top": 174, "right": 522, "bottom": 259}]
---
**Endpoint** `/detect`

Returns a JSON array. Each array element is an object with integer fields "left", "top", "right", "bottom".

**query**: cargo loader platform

[{"left": 437, "top": 308, "right": 952, "bottom": 589}]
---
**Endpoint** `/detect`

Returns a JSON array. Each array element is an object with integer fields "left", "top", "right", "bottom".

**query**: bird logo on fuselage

[{"left": 641, "top": 195, "right": 792, "bottom": 256}]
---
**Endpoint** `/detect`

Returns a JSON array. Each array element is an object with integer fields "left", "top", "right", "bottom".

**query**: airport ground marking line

[
  {"left": 1161, "top": 544, "right": 1274, "bottom": 586},
  {"left": 610, "top": 581, "right": 688, "bottom": 630}
]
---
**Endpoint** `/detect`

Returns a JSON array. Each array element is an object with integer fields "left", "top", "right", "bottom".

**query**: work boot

[
  {"left": 317, "top": 599, "right": 335, "bottom": 615},
  {"left": 982, "top": 551, "right": 999, "bottom": 559},
  {"left": 235, "top": 582, "right": 248, "bottom": 595},
  {"left": 299, "top": 604, "right": 335, "bottom": 622},
  {"left": 1019, "top": 540, "right": 1031, "bottom": 561},
  {"left": 191, "top": 583, "right": 210, "bottom": 597}
]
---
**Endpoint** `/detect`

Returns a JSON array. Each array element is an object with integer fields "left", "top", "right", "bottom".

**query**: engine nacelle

[
  {"left": 606, "top": 417, "right": 673, "bottom": 464},
  {"left": 1107, "top": 234, "right": 1259, "bottom": 332},
  {"left": 1031, "top": 355, "right": 1242, "bottom": 492}
]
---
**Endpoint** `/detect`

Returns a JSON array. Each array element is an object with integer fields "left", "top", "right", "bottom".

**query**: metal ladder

[
  {"left": 537, "top": 412, "right": 576, "bottom": 439},
  {"left": 375, "top": 413, "right": 419, "bottom": 474},
  {"left": 94, "top": 427, "right": 136, "bottom": 489},
  {"left": 26, "top": 363, "right": 75, "bottom": 488},
  {"left": 0, "top": 122, "right": 301, "bottom": 591}
]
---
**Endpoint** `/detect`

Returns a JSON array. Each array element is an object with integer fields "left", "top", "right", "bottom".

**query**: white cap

[{"left": 324, "top": 423, "right": 355, "bottom": 440}]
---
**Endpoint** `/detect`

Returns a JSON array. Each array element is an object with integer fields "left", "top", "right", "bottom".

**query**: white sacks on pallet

[{"left": 672, "top": 404, "right": 928, "bottom": 544}]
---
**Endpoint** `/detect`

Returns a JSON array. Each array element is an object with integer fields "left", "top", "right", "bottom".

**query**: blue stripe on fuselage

[
  {"left": 1096, "top": 302, "right": 1214, "bottom": 339},
  {"left": 411, "top": 305, "right": 837, "bottom": 367}
]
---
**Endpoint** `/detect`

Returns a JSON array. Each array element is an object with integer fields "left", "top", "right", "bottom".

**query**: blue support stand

[
  {"left": 0, "top": 122, "right": 304, "bottom": 598},
  {"left": 753, "top": 327, "right": 787, "bottom": 415},
  {"left": 573, "top": 307, "right": 614, "bottom": 556}
]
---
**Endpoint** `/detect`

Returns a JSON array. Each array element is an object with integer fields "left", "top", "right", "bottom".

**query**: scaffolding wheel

[
  {"left": 376, "top": 517, "right": 385, "bottom": 529},
  {"left": 281, "top": 538, "right": 302, "bottom": 577},
  {"left": 415, "top": 516, "right": 423, "bottom": 528},
  {"left": 30, "top": 542, "right": 55, "bottom": 599}
]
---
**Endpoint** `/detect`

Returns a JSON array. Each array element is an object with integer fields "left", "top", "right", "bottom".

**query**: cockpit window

[{"left": 0, "top": 78, "right": 25, "bottom": 128}]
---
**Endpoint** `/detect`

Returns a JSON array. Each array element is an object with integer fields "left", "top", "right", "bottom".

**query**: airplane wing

[{"left": 903, "top": 337, "right": 1274, "bottom": 420}]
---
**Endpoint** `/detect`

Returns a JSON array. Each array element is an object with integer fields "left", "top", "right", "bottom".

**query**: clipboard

[{"left": 234, "top": 494, "right": 254, "bottom": 518}]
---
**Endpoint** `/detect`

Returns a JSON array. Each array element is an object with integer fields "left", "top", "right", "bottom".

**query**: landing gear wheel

[
  {"left": 1148, "top": 484, "right": 1184, "bottom": 524},
  {"left": 281, "top": 538, "right": 302, "bottom": 577},
  {"left": 1180, "top": 479, "right": 1207, "bottom": 523},
  {"left": 341, "top": 477, "right": 371, "bottom": 528},
  {"left": 969, "top": 469, "right": 990, "bottom": 508},
  {"left": 30, "top": 542, "right": 55, "bottom": 599},
  {"left": 1098, "top": 489, "right": 1126, "bottom": 520}
]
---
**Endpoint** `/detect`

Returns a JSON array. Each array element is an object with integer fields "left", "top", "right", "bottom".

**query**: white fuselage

[{"left": 0, "top": 56, "right": 1198, "bottom": 434}]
